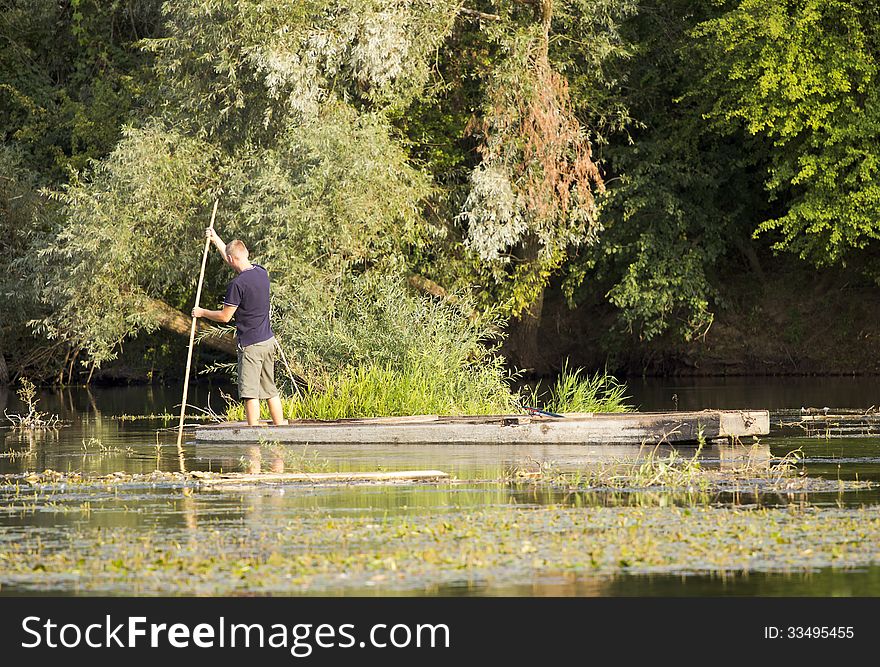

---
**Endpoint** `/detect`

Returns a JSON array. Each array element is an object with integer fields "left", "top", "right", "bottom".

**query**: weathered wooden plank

[
  {"left": 190, "top": 470, "right": 449, "bottom": 486},
  {"left": 195, "top": 410, "right": 769, "bottom": 445}
]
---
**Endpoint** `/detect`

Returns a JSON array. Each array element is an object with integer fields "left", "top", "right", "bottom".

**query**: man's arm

[
  {"left": 192, "top": 304, "right": 237, "bottom": 323},
  {"left": 207, "top": 228, "right": 230, "bottom": 265}
]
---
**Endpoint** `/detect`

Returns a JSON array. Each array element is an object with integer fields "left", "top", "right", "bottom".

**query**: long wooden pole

[{"left": 176, "top": 199, "right": 220, "bottom": 470}]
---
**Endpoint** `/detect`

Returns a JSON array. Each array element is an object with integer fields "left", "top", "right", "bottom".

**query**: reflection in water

[
  {"left": 243, "top": 444, "right": 284, "bottom": 474},
  {"left": 429, "top": 569, "right": 880, "bottom": 597},
  {"left": 181, "top": 494, "right": 199, "bottom": 545},
  {"left": 716, "top": 442, "right": 771, "bottom": 470},
  {"left": 601, "top": 568, "right": 880, "bottom": 597},
  {"left": 192, "top": 442, "right": 773, "bottom": 481},
  {"left": 2, "top": 423, "right": 59, "bottom": 458}
]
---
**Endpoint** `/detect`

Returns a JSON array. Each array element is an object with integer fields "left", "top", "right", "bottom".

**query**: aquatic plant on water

[
  {"left": 502, "top": 446, "right": 828, "bottom": 497},
  {"left": 4, "top": 503, "right": 880, "bottom": 595},
  {"left": 3, "top": 378, "right": 63, "bottom": 430}
]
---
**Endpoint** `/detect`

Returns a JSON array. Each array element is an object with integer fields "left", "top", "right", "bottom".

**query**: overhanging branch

[
  {"left": 145, "top": 297, "right": 237, "bottom": 355},
  {"left": 459, "top": 7, "right": 501, "bottom": 21}
]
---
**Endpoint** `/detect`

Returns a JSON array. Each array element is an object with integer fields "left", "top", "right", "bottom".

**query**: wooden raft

[{"left": 194, "top": 410, "right": 769, "bottom": 446}]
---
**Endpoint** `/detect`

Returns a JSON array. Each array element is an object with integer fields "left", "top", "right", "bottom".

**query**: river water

[{"left": 1, "top": 377, "right": 879, "bottom": 596}]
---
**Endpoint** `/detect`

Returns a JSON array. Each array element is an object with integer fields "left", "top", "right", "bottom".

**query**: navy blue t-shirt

[{"left": 223, "top": 264, "right": 274, "bottom": 347}]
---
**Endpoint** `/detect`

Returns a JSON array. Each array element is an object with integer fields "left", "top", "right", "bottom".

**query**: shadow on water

[{"left": 627, "top": 375, "right": 880, "bottom": 412}]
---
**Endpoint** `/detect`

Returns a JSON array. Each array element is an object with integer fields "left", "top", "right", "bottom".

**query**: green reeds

[
  {"left": 224, "top": 281, "right": 632, "bottom": 420},
  {"left": 226, "top": 360, "right": 517, "bottom": 421},
  {"left": 524, "top": 362, "right": 631, "bottom": 414},
  {"left": 224, "top": 361, "right": 633, "bottom": 421}
]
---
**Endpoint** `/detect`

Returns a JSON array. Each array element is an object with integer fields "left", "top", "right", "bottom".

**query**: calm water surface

[{"left": 1, "top": 377, "right": 879, "bottom": 596}]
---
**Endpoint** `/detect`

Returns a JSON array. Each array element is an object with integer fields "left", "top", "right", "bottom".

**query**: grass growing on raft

[
  {"left": 524, "top": 362, "right": 631, "bottom": 414},
  {"left": 225, "top": 364, "right": 631, "bottom": 421},
  {"left": 224, "top": 282, "right": 631, "bottom": 420},
  {"left": 227, "top": 362, "right": 518, "bottom": 421}
]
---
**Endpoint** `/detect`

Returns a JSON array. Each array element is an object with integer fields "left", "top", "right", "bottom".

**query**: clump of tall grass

[
  {"left": 226, "top": 278, "right": 518, "bottom": 420},
  {"left": 524, "top": 362, "right": 631, "bottom": 414},
  {"left": 227, "top": 361, "right": 516, "bottom": 420},
  {"left": 226, "top": 361, "right": 634, "bottom": 421}
]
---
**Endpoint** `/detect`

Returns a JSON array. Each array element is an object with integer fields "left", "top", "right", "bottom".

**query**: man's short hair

[{"left": 226, "top": 239, "right": 248, "bottom": 259}]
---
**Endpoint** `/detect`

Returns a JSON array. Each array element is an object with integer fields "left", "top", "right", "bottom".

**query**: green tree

[
  {"left": 31, "top": 0, "right": 452, "bottom": 376},
  {"left": 405, "top": 1, "right": 636, "bottom": 368},
  {"left": 564, "top": 1, "right": 771, "bottom": 343},
  {"left": 0, "top": 0, "right": 161, "bottom": 381},
  {"left": 527, "top": 0, "right": 781, "bottom": 351},
  {"left": 693, "top": 0, "right": 880, "bottom": 268}
]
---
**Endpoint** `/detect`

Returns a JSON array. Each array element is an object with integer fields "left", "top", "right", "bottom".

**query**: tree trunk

[
  {"left": 144, "top": 297, "right": 237, "bottom": 355},
  {"left": 510, "top": 287, "right": 546, "bottom": 373},
  {"left": 407, "top": 274, "right": 481, "bottom": 319},
  {"left": 0, "top": 347, "right": 8, "bottom": 385},
  {"left": 407, "top": 274, "right": 451, "bottom": 300},
  {"left": 735, "top": 237, "right": 766, "bottom": 285}
]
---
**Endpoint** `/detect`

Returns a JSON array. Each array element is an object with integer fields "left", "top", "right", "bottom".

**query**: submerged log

[{"left": 145, "top": 297, "right": 236, "bottom": 355}]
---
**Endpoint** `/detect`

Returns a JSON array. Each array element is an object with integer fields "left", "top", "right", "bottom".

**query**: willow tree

[
  {"left": 0, "top": 0, "right": 161, "bottom": 381},
  {"left": 31, "top": 0, "right": 458, "bottom": 374},
  {"left": 26, "top": 0, "right": 637, "bottom": 378},
  {"left": 456, "top": 0, "right": 634, "bottom": 368}
]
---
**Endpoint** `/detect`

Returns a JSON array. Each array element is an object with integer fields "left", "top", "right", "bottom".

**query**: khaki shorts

[{"left": 237, "top": 337, "right": 279, "bottom": 400}]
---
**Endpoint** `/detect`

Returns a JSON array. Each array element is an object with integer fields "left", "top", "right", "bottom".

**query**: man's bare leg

[
  {"left": 267, "top": 395, "right": 288, "bottom": 426},
  {"left": 245, "top": 398, "right": 261, "bottom": 426}
]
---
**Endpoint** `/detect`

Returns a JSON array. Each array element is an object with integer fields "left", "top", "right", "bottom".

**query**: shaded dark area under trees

[{"left": 3, "top": 0, "right": 880, "bottom": 387}]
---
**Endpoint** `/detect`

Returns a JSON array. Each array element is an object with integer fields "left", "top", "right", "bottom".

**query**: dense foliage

[
  {"left": 693, "top": 0, "right": 880, "bottom": 266},
  {"left": 3, "top": 0, "right": 880, "bottom": 385}
]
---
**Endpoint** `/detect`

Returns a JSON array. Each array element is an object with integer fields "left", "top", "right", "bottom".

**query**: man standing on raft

[{"left": 192, "top": 228, "right": 288, "bottom": 427}]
